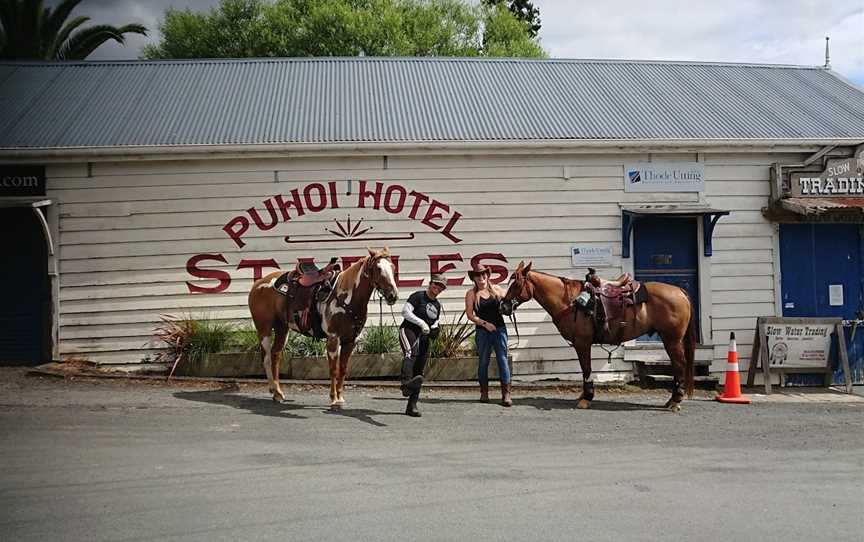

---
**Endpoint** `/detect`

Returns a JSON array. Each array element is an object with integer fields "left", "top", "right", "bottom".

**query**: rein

[{"left": 507, "top": 310, "right": 521, "bottom": 349}]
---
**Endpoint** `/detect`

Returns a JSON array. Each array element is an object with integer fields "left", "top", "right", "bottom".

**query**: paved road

[{"left": 1, "top": 369, "right": 862, "bottom": 542}]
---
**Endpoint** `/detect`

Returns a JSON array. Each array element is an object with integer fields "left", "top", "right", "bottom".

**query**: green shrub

[
  {"left": 230, "top": 324, "right": 262, "bottom": 352},
  {"left": 154, "top": 314, "right": 236, "bottom": 377},
  {"left": 357, "top": 325, "right": 399, "bottom": 354},
  {"left": 429, "top": 311, "right": 476, "bottom": 358},
  {"left": 283, "top": 332, "right": 326, "bottom": 357}
]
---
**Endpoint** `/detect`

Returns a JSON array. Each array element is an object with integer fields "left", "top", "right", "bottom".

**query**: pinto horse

[
  {"left": 248, "top": 247, "right": 399, "bottom": 407},
  {"left": 500, "top": 261, "right": 696, "bottom": 411}
]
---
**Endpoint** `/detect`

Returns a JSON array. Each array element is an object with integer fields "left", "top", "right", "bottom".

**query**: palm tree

[{"left": 0, "top": 0, "right": 147, "bottom": 60}]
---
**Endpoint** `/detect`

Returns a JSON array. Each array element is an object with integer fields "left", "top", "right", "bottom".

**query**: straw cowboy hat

[{"left": 467, "top": 263, "right": 491, "bottom": 279}]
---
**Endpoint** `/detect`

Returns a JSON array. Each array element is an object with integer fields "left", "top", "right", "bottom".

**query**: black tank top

[{"left": 475, "top": 294, "right": 505, "bottom": 328}]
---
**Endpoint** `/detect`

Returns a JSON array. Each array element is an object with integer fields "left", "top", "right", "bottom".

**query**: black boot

[
  {"left": 400, "top": 357, "right": 423, "bottom": 397},
  {"left": 405, "top": 391, "right": 421, "bottom": 417}
]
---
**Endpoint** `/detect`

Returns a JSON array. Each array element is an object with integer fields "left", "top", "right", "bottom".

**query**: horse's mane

[
  {"left": 335, "top": 255, "right": 369, "bottom": 290},
  {"left": 529, "top": 269, "right": 584, "bottom": 288},
  {"left": 528, "top": 269, "right": 584, "bottom": 300}
]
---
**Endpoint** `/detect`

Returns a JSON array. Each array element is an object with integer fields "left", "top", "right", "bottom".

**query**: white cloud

[{"left": 534, "top": 0, "right": 863, "bottom": 84}]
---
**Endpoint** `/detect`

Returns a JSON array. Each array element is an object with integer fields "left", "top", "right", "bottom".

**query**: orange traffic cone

[{"left": 716, "top": 332, "right": 750, "bottom": 404}]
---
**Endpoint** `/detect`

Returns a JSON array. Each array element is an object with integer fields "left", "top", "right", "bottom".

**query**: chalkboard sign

[{"left": 746, "top": 317, "right": 853, "bottom": 394}]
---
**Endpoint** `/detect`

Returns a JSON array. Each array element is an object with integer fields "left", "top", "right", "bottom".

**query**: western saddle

[
  {"left": 273, "top": 258, "right": 341, "bottom": 339},
  {"left": 582, "top": 267, "right": 646, "bottom": 343}
]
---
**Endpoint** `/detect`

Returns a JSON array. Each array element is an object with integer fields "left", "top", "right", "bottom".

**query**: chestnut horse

[
  {"left": 248, "top": 247, "right": 399, "bottom": 407},
  {"left": 501, "top": 261, "right": 696, "bottom": 411}
]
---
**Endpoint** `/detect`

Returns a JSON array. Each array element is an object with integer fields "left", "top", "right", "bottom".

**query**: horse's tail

[{"left": 683, "top": 295, "right": 696, "bottom": 398}]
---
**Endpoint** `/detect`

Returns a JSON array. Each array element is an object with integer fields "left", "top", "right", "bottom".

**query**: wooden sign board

[{"left": 746, "top": 317, "right": 853, "bottom": 394}]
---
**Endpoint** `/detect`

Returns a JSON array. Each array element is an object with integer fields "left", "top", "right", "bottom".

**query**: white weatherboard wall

[{"left": 48, "top": 150, "right": 799, "bottom": 376}]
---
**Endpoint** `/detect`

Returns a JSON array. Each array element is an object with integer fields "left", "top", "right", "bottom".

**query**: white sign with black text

[
  {"left": 624, "top": 162, "right": 705, "bottom": 192},
  {"left": 571, "top": 245, "right": 613, "bottom": 267},
  {"left": 764, "top": 323, "right": 834, "bottom": 368}
]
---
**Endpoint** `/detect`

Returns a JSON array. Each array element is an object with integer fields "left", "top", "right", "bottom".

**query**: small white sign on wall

[
  {"left": 571, "top": 245, "right": 613, "bottom": 267},
  {"left": 624, "top": 162, "right": 705, "bottom": 192},
  {"left": 828, "top": 284, "right": 844, "bottom": 306}
]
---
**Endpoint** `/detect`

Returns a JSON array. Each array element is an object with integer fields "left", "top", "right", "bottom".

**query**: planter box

[
  {"left": 173, "top": 351, "right": 275, "bottom": 378},
  {"left": 174, "top": 351, "right": 510, "bottom": 381},
  {"left": 426, "top": 356, "right": 504, "bottom": 381},
  {"left": 286, "top": 353, "right": 401, "bottom": 379}
]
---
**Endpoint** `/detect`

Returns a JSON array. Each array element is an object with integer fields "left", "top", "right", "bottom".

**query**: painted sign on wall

[
  {"left": 623, "top": 162, "right": 704, "bottom": 193},
  {"left": 185, "top": 180, "right": 509, "bottom": 293},
  {"left": 0, "top": 165, "right": 45, "bottom": 197}
]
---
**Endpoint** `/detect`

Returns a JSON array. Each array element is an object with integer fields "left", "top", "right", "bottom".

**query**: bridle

[
  {"left": 502, "top": 271, "right": 535, "bottom": 347},
  {"left": 363, "top": 254, "right": 398, "bottom": 303}
]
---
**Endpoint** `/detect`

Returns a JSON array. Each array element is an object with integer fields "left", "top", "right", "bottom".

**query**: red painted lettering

[
  {"left": 303, "top": 182, "right": 328, "bottom": 212},
  {"left": 429, "top": 253, "right": 465, "bottom": 287},
  {"left": 407, "top": 190, "right": 429, "bottom": 219},
  {"left": 274, "top": 189, "right": 305, "bottom": 221},
  {"left": 247, "top": 198, "right": 279, "bottom": 231},
  {"left": 223, "top": 216, "right": 250, "bottom": 248},
  {"left": 327, "top": 181, "right": 340, "bottom": 209},
  {"left": 186, "top": 253, "right": 231, "bottom": 293},
  {"left": 341, "top": 256, "right": 364, "bottom": 269},
  {"left": 384, "top": 184, "right": 407, "bottom": 214},
  {"left": 422, "top": 200, "right": 449, "bottom": 230},
  {"left": 471, "top": 253, "right": 509, "bottom": 284},
  {"left": 358, "top": 180, "right": 382, "bottom": 209},
  {"left": 392, "top": 255, "right": 423, "bottom": 287},
  {"left": 237, "top": 258, "right": 280, "bottom": 281},
  {"left": 440, "top": 211, "right": 462, "bottom": 243}
]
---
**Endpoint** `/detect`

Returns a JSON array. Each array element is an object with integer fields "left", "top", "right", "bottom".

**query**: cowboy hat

[
  {"left": 467, "top": 263, "right": 491, "bottom": 279},
  {"left": 429, "top": 273, "right": 448, "bottom": 289}
]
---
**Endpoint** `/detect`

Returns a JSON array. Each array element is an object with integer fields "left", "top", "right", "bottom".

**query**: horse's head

[
  {"left": 365, "top": 247, "right": 399, "bottom": 305},
  {"left": 500, "top": 260, "right": 534, "bottom": 316}
]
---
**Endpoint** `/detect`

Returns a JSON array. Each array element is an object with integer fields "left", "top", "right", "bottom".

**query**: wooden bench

[{"left": 625, "top": 344, "right": 718, "bottom": 388}]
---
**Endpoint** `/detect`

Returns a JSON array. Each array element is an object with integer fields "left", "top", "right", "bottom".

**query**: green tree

[
  {"left": 0, "top": 0, "right": 147, "bottom": 60},
  {"left": 483, "top": 0, "right": 541, "bottom": 38},
  {"left": 143, "top": 0, "right": 546, "bottom": 59}
]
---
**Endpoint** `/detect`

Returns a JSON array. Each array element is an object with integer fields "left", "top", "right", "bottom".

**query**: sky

[{"left": 53, "top": 0, "right": 864, "bottom": 86}]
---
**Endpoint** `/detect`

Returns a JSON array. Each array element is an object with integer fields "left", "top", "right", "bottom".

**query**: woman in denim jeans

[{"left": 464, "top": 263, "right": 512, "bottom": 406}]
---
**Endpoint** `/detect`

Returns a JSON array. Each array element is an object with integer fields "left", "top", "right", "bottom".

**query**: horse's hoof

[
  {"left": 576, "top": 399, "right": 591, "bottom": 409},
  {"left": 668, "top": 403, "right": 681, "bottom": 413}
]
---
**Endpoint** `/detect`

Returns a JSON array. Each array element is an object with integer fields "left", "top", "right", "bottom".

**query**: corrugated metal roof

[
  {"left": 781, "top": 197, "right": 864, "bottom": 218},
  {"left": 1, "top": 57, "right": 864, "bottom": 149}
]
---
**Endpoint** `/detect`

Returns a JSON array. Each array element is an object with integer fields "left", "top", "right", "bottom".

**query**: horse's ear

[
  {"left": 367, "top": 247, "right": 376, "bottom": 256},
  {"left": 381, "top": 245, "right": 390, "bottom": 256},
  {"left": 515, "top": 260, "right": 525, "bottom": 273},
  {"left": 524, "top": 261, "right": 533, "bottom": 274}
]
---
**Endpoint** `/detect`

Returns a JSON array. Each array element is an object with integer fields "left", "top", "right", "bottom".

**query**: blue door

[
  {"left": 0, "top": 208, "right": 50, "bottom": 364},
  {"left": 780, "top": 223, "right": 864, "bottom": 384},
  {"left": 633, "top": 216, "right": 700, "bottom": 341}
]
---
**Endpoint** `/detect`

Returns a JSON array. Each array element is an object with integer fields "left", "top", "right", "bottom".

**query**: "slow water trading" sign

[{"left": 624, "top": 162, "right": 705, "bottom": 193}]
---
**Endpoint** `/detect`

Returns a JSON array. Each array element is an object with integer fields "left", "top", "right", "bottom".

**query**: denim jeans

[{"left": 475, "top": 325, "right": 510, "bottom": 385}]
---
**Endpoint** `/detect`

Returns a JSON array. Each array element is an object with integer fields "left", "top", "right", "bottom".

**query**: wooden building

[{"left": 1, "top": 58, "right": 863, "bottom": 381}]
